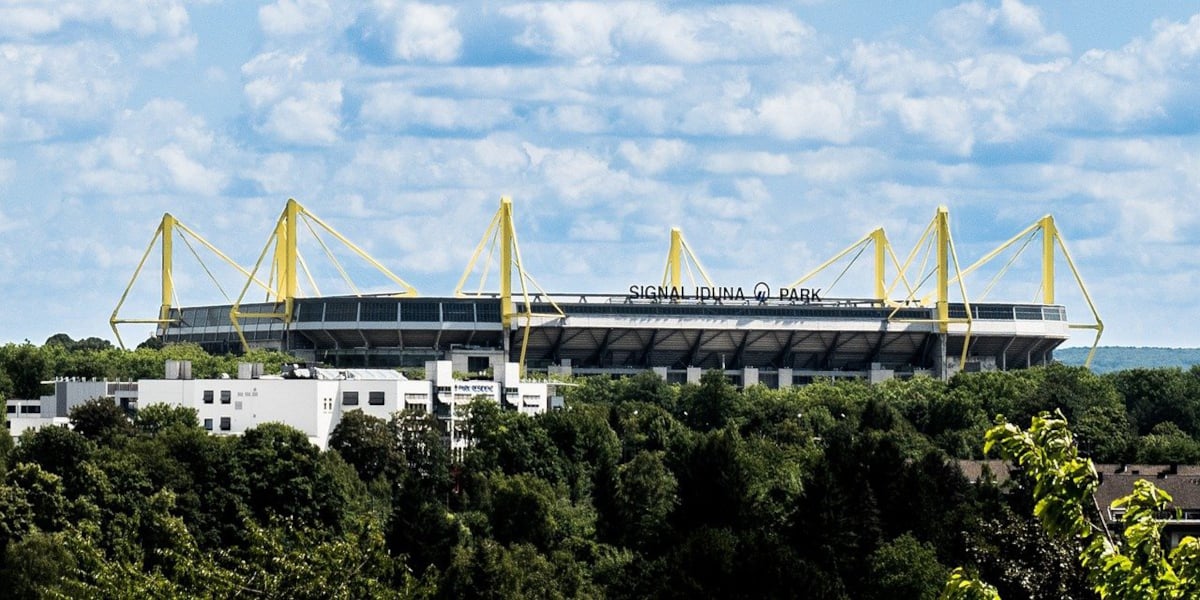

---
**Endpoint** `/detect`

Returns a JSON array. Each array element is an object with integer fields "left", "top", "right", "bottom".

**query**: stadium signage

[{"left": 627, "top": 282, "right": 821, "bottom": 303}]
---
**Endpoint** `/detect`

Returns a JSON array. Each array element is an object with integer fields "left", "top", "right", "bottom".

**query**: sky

[{"left": 2, "top": 0, "right": 1199, "bottom": 349}]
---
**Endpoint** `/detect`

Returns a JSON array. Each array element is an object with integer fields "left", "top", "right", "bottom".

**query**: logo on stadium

[{"left": 753, "top": 281, "right": 770, "bottom": 302}]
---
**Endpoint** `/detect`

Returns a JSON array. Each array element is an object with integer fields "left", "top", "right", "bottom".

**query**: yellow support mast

[
  {"left": 1042, "top": 215, "right": 1055, "bottom": 304},
  {"left": 660, "top": 227, "right": 714, "bottom": 290},
  {"left": 230, "top": 198, "right": 419, "bottom": 351},
  {"left": 939, "top": 214, "right": 1103, "bottom": 368},
  {"left": 789, "top": 227, "right": 913, "bottom": 303},
  {"left": 501, "top": 198, "right": 514, "bottom": 329},
  {"left": 936, "top": 207, "right": 950, "bottom": 333},
  {"left": 886, "top": 207, "right": 972, "bottom": 378},
  {"left": 160, "top": 213, "right": 174, "bottom": 322},
  {"left": 456, "top": 196, "right": 564, "bottom": 373},
  {"left": 111, "top": 213, "right": 270, "bottom": 349}
]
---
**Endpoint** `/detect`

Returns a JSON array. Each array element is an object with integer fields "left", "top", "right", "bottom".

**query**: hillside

[{"left": 1055, "top": 346, "right": 1200, "bottom": 373}]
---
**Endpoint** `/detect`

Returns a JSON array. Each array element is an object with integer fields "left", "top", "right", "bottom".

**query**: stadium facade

[{"left": 116, "top": 199, "right": 1101, "bottom": 387}]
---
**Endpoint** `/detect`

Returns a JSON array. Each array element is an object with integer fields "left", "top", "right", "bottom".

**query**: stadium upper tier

[{"left": 158, "top": 294, "right": 1070, "bottom": 382}]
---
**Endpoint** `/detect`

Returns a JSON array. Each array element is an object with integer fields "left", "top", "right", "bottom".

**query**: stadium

[{"left": 111, "top": 198, "right": 1102, "bottom": 387}]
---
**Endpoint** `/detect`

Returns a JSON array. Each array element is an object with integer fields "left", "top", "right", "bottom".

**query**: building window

[
  {"left": 368, "top": 391, "right": 385, "bottom": 406},
  {"left": 342, "top": 391, "right": 359, "bottom": 406},
  {"left": 219, "top": 417, "right": 231, "bottom": 431},
  {"left": 203, "top": 390, "right": 214, "bottom": 404},
  {"left": 467, "top": 356, "right": 489, "bottom": 372},
  {"left": 5, "top": 405, "right": 14, "bottom": 414},
  {"left": 220, "top": 390, "right": 232, "bottom": 404},
  {"left": 20, "top": 405, "right": 40, "bottom": 414},
  {"left": 504, "top": 387, "right": 519, "bottom": 395},
  {"left": 203, "top": 418, "right": 213, "bottom": 431},
  {"left": 437, "top": 386, "right": 451, "bottom": 394},
  {"left": 405, "top": 403, "right": 427, "bottom": 413}
]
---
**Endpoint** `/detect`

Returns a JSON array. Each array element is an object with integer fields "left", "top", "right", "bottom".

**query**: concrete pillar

[
  {"left": 686, "top": 366, "right": 702, "bottom": 384},
  {"left": 742, "top": 367, "right": 759, "bottom": 388},
  {"left": 652, "top": 366, "right": 668, "bottom": 381},
  {"left": 777, "top": 368, "right": 793, "bottom": 389},
  {"left": 934, "top": 334, "right": 948, "bottom": 380}
]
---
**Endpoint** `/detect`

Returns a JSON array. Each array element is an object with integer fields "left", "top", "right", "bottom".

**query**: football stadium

[{"left": 111, "top": 198, "right": 1102, "bottom": 387}]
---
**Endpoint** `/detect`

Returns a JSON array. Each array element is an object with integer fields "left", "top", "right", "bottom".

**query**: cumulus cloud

[
  {"left": 360, "top": 84, "right": 515, "bottom": 131},
  {"left": 704, "top": 152, "right": 793, "bottom": 176},
  {"left": 364, "top": 1, "right": 462, "bottom": 63},
  {"left": 261, "top": 81, "right": 344, "bottom": 145},
  {"left": 756, "top": 81, "right": 862, "bottom": 144},
  {"left": 0, "top": 0, "right": 197, "bottom": 66},
  {"left": 932, "top": 0, "right": 1069, "bottom": 56},
  {"left": 260, "top": 0, "right": 336, "bottom": 37},
  {"left": 242, "top": 52, "right": 344, "bottom": 145},
  {"left": 618, "top": 139, "right": 692, "bottom": 175},
  {"left": 70, "top": 99, "right": 229, "bottom": 197},
  {"left": 502, "top": 2, "right": 813, "bottom": 64},
  {"left": 0, "top": 42, "right": 131, "bottom": 143}
]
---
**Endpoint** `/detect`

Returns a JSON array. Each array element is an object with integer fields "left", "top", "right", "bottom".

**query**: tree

[
  {"left": 328, "top": 410, "right": 395, "bottom": 483},
  {"left": 942, "top": 413, "right": 1200, "bottom": 599},
  {"left": 2, "top": 343, "right": 51, "bottom": 399},
  {"left": 69, "top": 396, "right": 134, "bottom": 444},
  {"left": 12, "top": 425, "right": 96, "bottom": 497},
  {"left": 233, "top": 423, "right": 339, "bottom": 528},
  {"left": 678, "top": 370, "right": 743, "bottom": 432},
  {"left": 868, "top": 533, "right": 947, "bottom": 600},
  {"left": 611, "top": 450, "right": 677, "bottom": 550},
  {"left": 132, "top": 404, "right": 199, "bottom": 435}
]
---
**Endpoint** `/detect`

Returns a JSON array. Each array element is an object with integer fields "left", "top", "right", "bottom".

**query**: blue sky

[{"left": 2, "top": 0, "right": 1199, "bottom": 348}]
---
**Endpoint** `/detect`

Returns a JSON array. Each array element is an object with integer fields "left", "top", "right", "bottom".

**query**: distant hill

[{"left": 1055, "top": 346, "right": 1200, "bottom": 373}]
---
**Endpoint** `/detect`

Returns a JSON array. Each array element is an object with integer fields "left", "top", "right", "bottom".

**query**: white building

[
  {"left": 137, "top": 360, "right": 561, "bottom": 450},
  {"left": 5, "top": 378, "right": 137, "bottom": 441},
  {"left": 6, "top": 360, "right": 560, "bottom": 450}
]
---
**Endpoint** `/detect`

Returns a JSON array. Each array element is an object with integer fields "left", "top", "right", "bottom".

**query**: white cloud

[
  {"left": 360, "top": 85, "right": 515, "bottom": 131},
  {"left": 260, "top": 0, "right": 334, "bottom": 37},
  {"left": 242, "top": 52, "right": 343, "bottom": 145},
  {"left": 69, "top": 99, "right": 229, "bottom": 197},
  {"left": 502, "top": 2, "right": 813, "bottom": 64},
  {"left": 884, "top": 94, "right": 976, "bottom": 155},
  {"left": 155, "top": 145, "right": 225, "bottom": 196},
  {"left": 932, "top": 0, "right": 1069, "bottom": 56},
  {"left": 0, "top": 42, "right": 127, "bottom": 139},
  {"left": 618, "top": 139, "right": 691, "bottom": 175},
  {"left": 0, "top": 1, "right": 197, "bottom": 66},
  {"left": 262, "top": 81, "right": 343, "bottom": 145},
  {"left": 568, "top": 218, "right": 621, "bottom": 241},
  {"left": 369, "top": 1, "right": 462, "bottom": 63},
  {"left": 704, "top": 152, "right": 793, "bottom": 176},
  {"left": 536, "top": 104, "right": 608, "bottom": 134},
  {"left": 756, "top": 81, "right": 862, "bottom": 144}
]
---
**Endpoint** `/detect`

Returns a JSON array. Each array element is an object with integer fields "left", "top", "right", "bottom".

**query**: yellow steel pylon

[
  {"left": 230, "top": 198, "right": 418, "bottom": 351},
  {"left": 110, "top": 213, "right": 270, "bottom": 349},
  {"left": 456, "top": 196, "right": 564, "bottom": 373}
]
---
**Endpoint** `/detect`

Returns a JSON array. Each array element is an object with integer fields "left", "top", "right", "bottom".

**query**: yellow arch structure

[
  {"left": 230, "top": 198, "right": 419, "bottom": 351},
  {"left": 110, "top": 213, "right": 270, "bottom": 349},
  {"left": 787, "top": 227, "right": 914, "bottom": 303},
  {"left": 786, "top": 207, "right": 1102, "bottom": 370},
  {"left": 456, "top": 196, "right": 564, "bottom": 372},
  {"left": 940, "top": 214, "right": 1104, "bottom": 367}
]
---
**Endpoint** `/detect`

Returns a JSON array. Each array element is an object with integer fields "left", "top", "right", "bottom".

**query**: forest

[{"left": 4, "top": 338, "right": 1200, "bottom": 598}]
